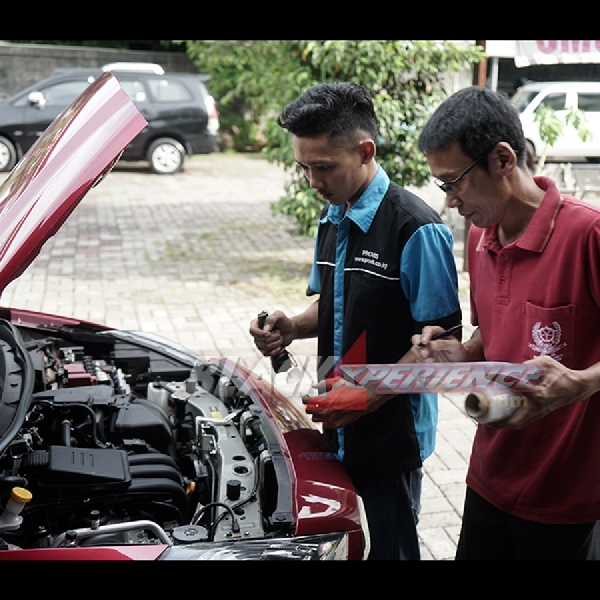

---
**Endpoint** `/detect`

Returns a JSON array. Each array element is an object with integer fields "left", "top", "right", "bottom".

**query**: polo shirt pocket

[{"left": 523, "top": 302, "right": 575, "bottom": 364}]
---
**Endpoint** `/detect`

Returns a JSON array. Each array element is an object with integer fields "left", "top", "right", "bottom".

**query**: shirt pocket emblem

[{"left": 524, "top": 302, "right": 575, "bottom": 363}]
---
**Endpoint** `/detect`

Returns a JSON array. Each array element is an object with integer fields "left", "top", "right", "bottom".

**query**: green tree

[
  {"left": 533, "top": 105, "right": 592, "bottom": 174},
  {"left": 181, "top": 40, "right": 484, "bottom": 235}
]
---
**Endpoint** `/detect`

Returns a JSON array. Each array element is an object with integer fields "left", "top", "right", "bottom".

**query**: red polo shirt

[{"left": 466, "top": 176, "right": 600, "bottom": 524}]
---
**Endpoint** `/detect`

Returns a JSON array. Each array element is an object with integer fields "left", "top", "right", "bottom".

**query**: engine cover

[{"left": 26, "top": 446, "right": 131, "bottom": 488}]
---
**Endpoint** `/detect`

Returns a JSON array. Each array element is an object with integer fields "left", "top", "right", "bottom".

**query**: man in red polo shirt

[{"left": 416, "top": 86, "right": 600, "bottom": 560}]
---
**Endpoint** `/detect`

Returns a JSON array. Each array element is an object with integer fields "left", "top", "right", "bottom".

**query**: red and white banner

[
  {"left": 304, "top": 362, "right": 546, "bottom": 412},
  {"left": 516, "top": 40, "right": 600, "bottom": 67}
]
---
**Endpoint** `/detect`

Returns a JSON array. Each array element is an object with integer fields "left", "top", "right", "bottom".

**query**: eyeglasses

[{"left": 434, "top": 148, "right": 492, "bottom": 194}]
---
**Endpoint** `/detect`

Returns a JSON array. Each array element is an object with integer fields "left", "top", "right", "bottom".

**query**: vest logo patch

[
  {"left": 528, "top": 321, "right": 567, "bottom": 361},
  {"left": 353, "top": 248, "right": 388, "bottom": 271}
]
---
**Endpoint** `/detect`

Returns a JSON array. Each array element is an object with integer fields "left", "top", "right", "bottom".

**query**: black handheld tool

[{"left": 257, "top": 311, "right": 292, "bottom": 373}]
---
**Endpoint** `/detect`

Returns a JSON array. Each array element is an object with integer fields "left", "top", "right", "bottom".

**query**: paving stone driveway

[
  {"left": 0, "top": 152, "right": 476, "bottom": 559},
  {"left": 1, "top": 154, "right": 318, "bottom": 368}
]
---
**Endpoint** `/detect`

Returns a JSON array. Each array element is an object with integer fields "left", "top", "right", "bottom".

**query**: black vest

[{"left": 314, "top": 181, "right": 453, "bottom": 478}]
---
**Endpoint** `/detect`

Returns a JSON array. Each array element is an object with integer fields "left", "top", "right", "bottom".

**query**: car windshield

[{"left": 511, "top": 89, "right": 539, "bottom": 113}]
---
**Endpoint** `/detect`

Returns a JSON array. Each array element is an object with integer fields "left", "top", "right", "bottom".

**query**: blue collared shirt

[{"left": 309, "top": 165, "right": 459, "bottom": 461}]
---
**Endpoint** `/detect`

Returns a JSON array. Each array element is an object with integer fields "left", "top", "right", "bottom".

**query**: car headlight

[{"left": 158, "top": 532, "right": 353, "bottom": 560}]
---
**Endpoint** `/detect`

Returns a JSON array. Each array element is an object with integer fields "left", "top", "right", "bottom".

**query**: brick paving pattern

[{"left": 1, "top": 154, "right": 479, "bottom": 559}]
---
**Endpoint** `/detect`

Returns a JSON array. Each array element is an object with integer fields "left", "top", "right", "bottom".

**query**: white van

[{"left": 511, "top": 81, "right": 600, "bottom": 163}]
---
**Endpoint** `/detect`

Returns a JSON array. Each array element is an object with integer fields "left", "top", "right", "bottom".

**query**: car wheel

[
  {"left": 147, "top": 138, "right": 185, "bottom": 174},
  {"left": 0, "top": 136, "right": 17, "bottom": 172}
]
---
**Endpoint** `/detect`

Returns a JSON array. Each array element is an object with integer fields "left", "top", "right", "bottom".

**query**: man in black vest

[{"left": 250, "top": 82, "right": 461, "bottom": 559}]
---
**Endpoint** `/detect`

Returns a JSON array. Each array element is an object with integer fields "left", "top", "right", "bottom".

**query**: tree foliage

[
  {"left": 181, "top": 40, "right": 484, "bottom": 236},
  {"left": 533, "top": 105, "right": 592, "bottom": 174}
]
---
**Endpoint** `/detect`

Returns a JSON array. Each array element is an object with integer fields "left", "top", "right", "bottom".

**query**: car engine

[{"left": 0, "top": 320, "right": 292, "bottom": 551}]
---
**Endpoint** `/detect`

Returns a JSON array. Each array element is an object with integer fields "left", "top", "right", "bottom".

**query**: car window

[
  {"left": 40, "top": 81, "right": 90, "bottom": 106},
  {"left": 118, "top": 79, "right": 148, "bottom": 103},
  {"left": 145, "top": 77, "right": 193, "bottom": 103},
  {"left": 13, "top": 80, "right": 91, "bottom": 107},
  {"left": 511, "top": 89, "right": 539, "bottom": 113},
  {"left": 538, "top": 93, "right": 567, "bottom": 111},
  {"left": 578, "top": 93, "right": 600, "bottom": 112}
]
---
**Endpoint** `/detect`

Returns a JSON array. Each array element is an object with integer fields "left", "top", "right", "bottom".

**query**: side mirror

[{"left": 28, "top": 91, "right": 46, "bottom": 108}]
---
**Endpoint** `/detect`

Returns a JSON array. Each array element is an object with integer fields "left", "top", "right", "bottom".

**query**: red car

[{"left": 0, "top": 73, "right": 369, "bottom": 560}]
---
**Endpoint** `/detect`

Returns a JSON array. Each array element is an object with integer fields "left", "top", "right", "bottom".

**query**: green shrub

[{"left": 180, "top": 40, "right": 484, "bottom": 235}]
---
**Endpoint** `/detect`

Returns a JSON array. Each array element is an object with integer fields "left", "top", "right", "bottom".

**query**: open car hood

[
  {"left": 0, "top": 72, "right": 369, "bottom": 560},
  {"left": 0, "top": 71, "right": 147, "bottom": 293}
]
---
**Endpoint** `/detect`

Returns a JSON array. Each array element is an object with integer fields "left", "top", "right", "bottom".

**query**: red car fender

[{"left": 214, "top": 358, "right": 366, "bottom": 558}]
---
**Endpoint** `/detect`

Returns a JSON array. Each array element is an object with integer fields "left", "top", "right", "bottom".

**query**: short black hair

[
  {"left": 418, "top": 86, "right": 526, "bottom": 167},
  {"left": 277, "top": 82, "right": 378, "bottom": 144}
]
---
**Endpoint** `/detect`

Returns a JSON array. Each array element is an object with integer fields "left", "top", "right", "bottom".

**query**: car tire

[
  {"left": 0, "top": 136, "right": 17, "bottom": 172},
  {"left": 147, "top": 138, "right": 185, "bottom": 174}
]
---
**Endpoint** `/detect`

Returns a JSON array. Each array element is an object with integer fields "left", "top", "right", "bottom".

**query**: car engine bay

[{"left": 0, "top": 318, "right": 294, "bottom": 551}]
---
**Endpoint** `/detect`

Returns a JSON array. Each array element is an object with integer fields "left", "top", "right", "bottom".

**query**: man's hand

[
  {"left": 249, "top": 301, "right": 319, "bottom": 358},
  {"left": 497, "top": 354, "right": 600, "bottom": 429},
  {"left": 249, "top": 310, "right": 294, "bottom": 357},
  {"left": 302, "top": 377, "right": 387, "bottom": 428},
  {"left": 412, "top": 325, "right": 482, "bottom": 363}
]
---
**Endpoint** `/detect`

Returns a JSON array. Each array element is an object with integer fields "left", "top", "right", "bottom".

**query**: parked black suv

[{"left": 0, "top": 62, "right": 219, "bottom": 174}]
